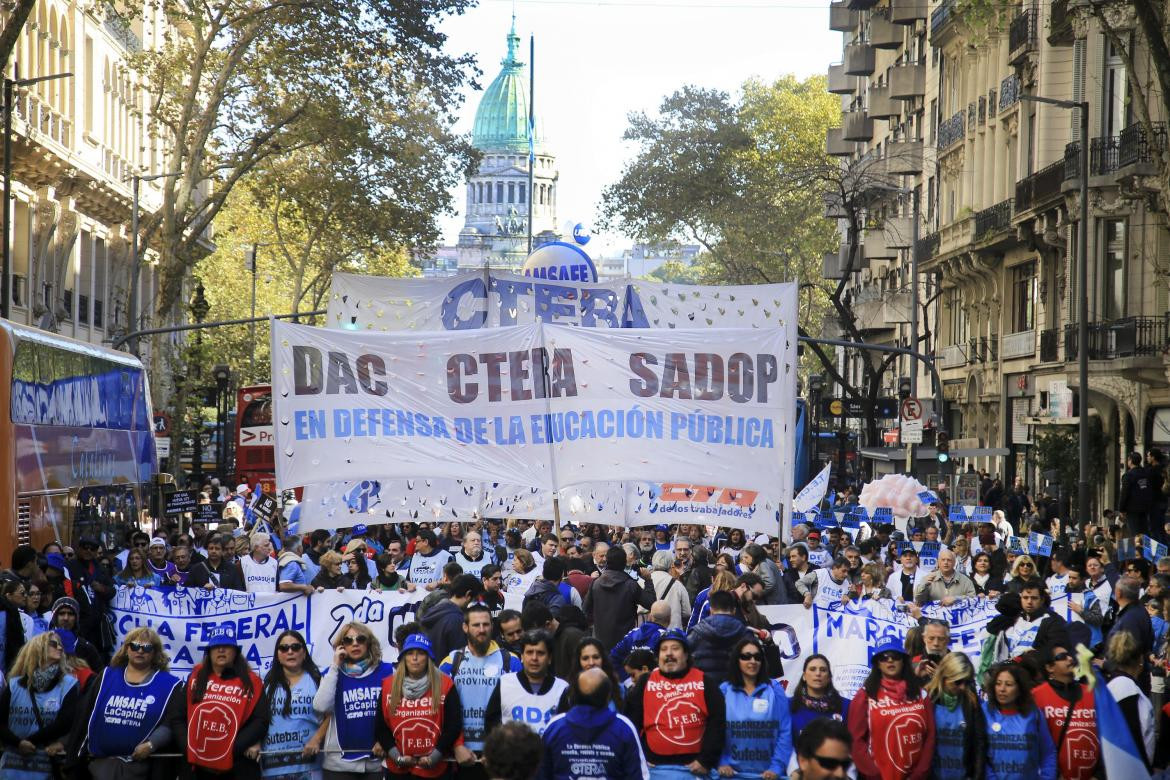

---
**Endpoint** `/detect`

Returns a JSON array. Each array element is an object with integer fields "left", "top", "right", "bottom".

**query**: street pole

[
  {"left": 1077, "top": 102, "right": 1089, "bottom": 530},
  {"left": 527, "top": 34, "right": 534, "bottom": 256},
  {"left": 128, "top": 176, "right": 139, "bottom": 353},
  {"left": 908, "top": 190, "right": 921, "bottom": 478},
  {"left": 249, "top": 243, "right": 258, "bottom": 381}
]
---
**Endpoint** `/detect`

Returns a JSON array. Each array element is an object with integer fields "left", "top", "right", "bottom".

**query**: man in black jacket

[
  {"left": 687, "top": 590, "right": 758, "bottom": 683},
  {"left": 184, "top": 534, "right": 246, "bottom": 591},
  {"left": 582, "top": 546, "right": 654, "bottom": 651},
  {"left": 1107, "top": 575, "right": 1154, "bottom": 656},
  {"left": 1121, "top": 451, "right": 1154, "bottom": 538}
]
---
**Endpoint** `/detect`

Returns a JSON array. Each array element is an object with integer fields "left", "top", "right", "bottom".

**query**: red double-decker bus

[{"left": 236, "top": 385, "right": 276, "bottom": 495}]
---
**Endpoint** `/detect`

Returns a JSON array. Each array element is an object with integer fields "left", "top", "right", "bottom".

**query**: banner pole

[{"left": 553, "top": 497, "right": 562, "bottom": 536}]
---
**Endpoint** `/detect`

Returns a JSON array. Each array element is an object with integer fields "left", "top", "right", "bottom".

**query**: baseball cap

[
  {"left": 45, "top": 553, "right": 66, "bottom": 571},
  {"left": 352, "top": 523, "right": 368, "bottom": 536},
  {"left": 204, "top": 625, "right": 240, "bottom": 650},
  {"left": 149, "top": 537, "right": 167, "bottom": 549},
  {"left": 807, "top": 531, "right": 821, "bottom": 540},
  {"left": 872, "top": 636, "right": 908, "bottom": 660},
  {"left": 236, "top": 483, "right": 250, "bottom": 494},
  {"left": 400, "top": 633, "right": 434, "bottom": 660},
  {"left": 654, "top": 627, "right": 690, "bottom": 653}
]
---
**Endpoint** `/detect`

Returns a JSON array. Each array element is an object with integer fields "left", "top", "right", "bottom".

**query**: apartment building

[
  {"left": 827, "top": 0, "right": 1170, "bottom": 506},
  {"left": 1, "top": 1, "right": 184, "bottom": 354}
]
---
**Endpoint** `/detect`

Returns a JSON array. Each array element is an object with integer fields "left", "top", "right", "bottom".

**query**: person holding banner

[
  {"left": 68, "top": 627, "right": 184, "bottom": 779},
  {"left": 1064, "top": 568, "right": 1104, "bottom": 648},
  {"left": 717, "top": 636, "right": 792, "bottom": 779},
  {"left": 182, "top": 626, "right": 269, "bottom": 780},
  {"left": 795, "top": 557, "right": 852, "bottom": 610},
  {"left": 846, "top": 637, "right": 934, "bottom": 780},
  {"left": 970, "top": 552, "right": 1004, "bottom": 598},
  {"left": 312, "top": 622, "right": 395, "bottom": 778},
  {"left": 114, "top": 548, "right": 163, "bottom": 588},
  {"left": 0, "top": 632, "right": 79, "bottom": 780},
  {"left": 260, "top": 629, "right": 327, "bottom": 779},
  {"left": 375, "top": 633, "right": 462, "bottom": 778},
  {"left": 625, "top": 628, "right": 726, "bottom": 779}
]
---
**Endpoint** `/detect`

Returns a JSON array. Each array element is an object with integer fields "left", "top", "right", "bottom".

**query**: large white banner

[
  {"left": 273, "top": 321, "right": 794, "bottom": 506},
  {"left": 327, "top": 271, "right": 794, "bottom": 332},
  {"left": 112, "top": 587, "right": 1007, "bottom": 695}
]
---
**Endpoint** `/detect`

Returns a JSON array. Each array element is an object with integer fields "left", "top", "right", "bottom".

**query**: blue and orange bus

[{"left": 0, "top": 320, "right": 156, "bottom": 563}]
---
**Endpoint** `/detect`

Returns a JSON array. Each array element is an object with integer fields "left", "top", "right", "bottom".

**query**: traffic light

[{"left": 936, "top": 430, "right": 950, "bottom": 463}]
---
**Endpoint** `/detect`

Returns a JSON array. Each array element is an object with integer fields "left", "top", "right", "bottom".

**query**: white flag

[{"left": 793, "top": 462, "right": 832, "bottom": 514}]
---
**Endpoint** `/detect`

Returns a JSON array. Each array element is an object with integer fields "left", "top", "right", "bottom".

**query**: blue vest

[
  {"left": 87, "top": 667, "right": 180, "bottom": 758},
  {"left": 333, "top": 662, "right": 393, "bottom": 761},
  {"left": 262, "top": 674, "right": 322, "bottom": 777},
  {"left": 1, "top": 672, "right": 78, "bottom": 780},
  {"left": 439, "top": 646, "right": 519, "bottom": 751},
  {"left": 933, "top": 701, "right": 967, "bottom": 779}
]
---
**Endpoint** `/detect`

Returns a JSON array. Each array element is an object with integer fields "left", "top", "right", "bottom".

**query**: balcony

[
  {"left": 887, "top": 140, "right": 923, "bottom": 174},
  {"left": 852, "top": 289, "right": 897, "bottom": 331},
  {"left": 868, "top": 86, "right": 898, "bottom": 119},
  {"left": 828, "top": 63, "right": 856, "bottom": 94},
  {"left": 1001, "top": 329, "right": 1036, "bottom": 360},
  {"left": 826, "top": 127, "right": 857, "bottom": 157},
  {"left": 975, "top": 198, "right": 1013, "bottom": 240},
  {"left": 842, "top": 110, "right": 874, "bottom": 142},
  {"left": 829, "top": 0, "right": 859, "bottom": 30},
  {"left": 968, "top": 335, "right": 999, "bottom": 365},
  {"left": 823, "top": 245, "right": 852, "bottom": 279},
  {"left": 939, "top": 344, "right": 967, "bottom": 369},
  {"left": 931, "top": 0, "right": 957, "bottom": 42},
  {"left": 1040, "top": 328, "right": 1061, "bottom": 362},
  {"left": 883, "top": 216, "right": 914, "bottom": 248},
  {"left": 1065, "top": 317, "right": 1169, "bottom": 360},
  {"left": 978, "top": 96, "right": 986, "bottom": 127},
  {"left": 999, "top": 74, "right": 1021, "bottom": 113},
  {"left": 1008, "top": 9, "right": 1037, "bottom": 65},
  {"left": 864, "top": 228, "right": 897, "bottom": 259},
  {"left": 845, "top": 42, "right": 876, "bottom": 76},
  {"left": 916, "top": 232, "right": 939, "bottom": 262},
  {"left": 890, "top": 0, "right": 926, "bottom": 23},
  {"left": 1118, "top": 121, "right": 1168, "bottom": 170},
  {"left": 870, "top": 12, "right": 903, "bottom": 48},
  {"left": 937, "top": 111, "right": 965, "bottom": 151},
  {"left": 1015, "top": 161, "right": 1064, "bottom": 214},
  {"left": 848, "top": 0, "right": 879, "bottom": 9},
  {"left": 889, "top": 62, "right": 925, "bottom": 100},
  {"left": 1048, "top": 0, "right": 1073, "bottom": 44},
  {"left": 12, "top": 92, "right": 72, "bottom": 148},
  {"left": 1065, "top": 135, "right": 1123, "bottom": 180}
]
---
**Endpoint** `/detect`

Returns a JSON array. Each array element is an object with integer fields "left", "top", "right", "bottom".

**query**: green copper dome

[{"left": 471, "top": 20, "right": 541, "bottom": 152}]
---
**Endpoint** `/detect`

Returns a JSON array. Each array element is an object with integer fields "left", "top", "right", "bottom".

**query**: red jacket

[{"left": 847, "top": 682, "right": 934, "bottom": 780}]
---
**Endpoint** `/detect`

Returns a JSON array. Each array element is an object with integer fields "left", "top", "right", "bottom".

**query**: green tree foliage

[
  {"left": 1034, "top": 418, "right": 1107, "bottom": 521},
  {"left": 119, "top": 0, "right": 476, "bottom": 324}
]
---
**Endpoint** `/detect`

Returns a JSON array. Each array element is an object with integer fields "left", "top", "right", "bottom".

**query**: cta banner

[
  {"left": 759, "top": 595, "right": 1003, "bottom": 698},
  {"left": 272, "top": 321, "right": 795, "bottom": 506},
  {"left": 110, "top": 586, "right": 526, "bottom": 676},
  {"left": 327, "top": 271, "right": 795, "bottom": 332}
]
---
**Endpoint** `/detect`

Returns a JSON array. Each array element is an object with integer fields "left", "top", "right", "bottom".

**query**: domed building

[{"left": 457, "top": 19, "right": 560, "bottom": 270}]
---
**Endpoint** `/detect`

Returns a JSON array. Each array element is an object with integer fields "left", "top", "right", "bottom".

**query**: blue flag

[
  {"left": 1091, "top": 668, "right": 1151, "bottom": 777},
  {"left": 1028, "top": 532, "right": 1054, "bottom": 557}
]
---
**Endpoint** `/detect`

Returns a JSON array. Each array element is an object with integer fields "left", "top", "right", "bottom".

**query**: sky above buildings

[{"left": 438, "top": 0, "right": 840, "bottom": 256}]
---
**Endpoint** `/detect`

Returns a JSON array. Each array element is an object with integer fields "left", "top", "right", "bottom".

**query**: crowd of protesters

[{"left": 3, "top": 473, "right": 1170, "bottom": 778}]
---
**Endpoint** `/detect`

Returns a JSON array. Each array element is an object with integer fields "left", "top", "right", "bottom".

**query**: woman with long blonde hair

[
  {"left": 374, "top": 633, "right": 462, "bottom": 777},
  {"left": 0, "top": 632, "right": 79, "bottom": 779},
  {"left": 1006, "top": 554, "right": 1043, "bottom": 594},
  {"left": 925, "top": 651, "right": 986, "bottom": 780}
]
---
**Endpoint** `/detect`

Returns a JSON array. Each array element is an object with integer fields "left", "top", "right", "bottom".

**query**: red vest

[
  {"left": 380, "top": 674, "right": 454, "bottom": 778},
  {"left": 864, "top": 689, "right": 931, "bottom": 780},
  {"left": 1033, "top": 682, "right": 1099, "bottom": 780},
  {"left": 641, "top": 667, "right": 708, "bottom": 757},
  {"left": 186, "top": 666, "right": 262, "bottom": 772}
]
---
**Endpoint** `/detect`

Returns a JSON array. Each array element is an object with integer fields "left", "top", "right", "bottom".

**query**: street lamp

[
  {"left": 1, "top": 71, "right": 73, "bottom": 320},
  {"left": 1021, "top": 94, "right": 1090, "bottom": 530},
  {"left": 212, "top": 364, "right": 231, "bottom": 482},
  {"left": 126, "top": 170, "right": 184, "bottom": 355}
]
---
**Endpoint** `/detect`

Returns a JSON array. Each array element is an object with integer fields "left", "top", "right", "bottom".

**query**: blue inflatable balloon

[{"left": 572, "top": 222, "right": 591, "bottom": 246}]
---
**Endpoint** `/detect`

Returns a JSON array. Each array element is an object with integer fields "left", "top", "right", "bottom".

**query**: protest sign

[
  {"left": 272, "top": 321, "right": 796, "bottom": 516},
  {"left": 164, "top": 490, "right": 198, "bottom": 516},
  {"left": 793, "top": 463, "right": 832, "bottom": 514},
  {"left": 1029, "top": 531, "right": 1054, "bottom": 557}
]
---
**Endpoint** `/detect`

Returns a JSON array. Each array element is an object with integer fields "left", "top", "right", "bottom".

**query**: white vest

[
  {"left": 813, "top": 568, "right": 849, "bottom": 608},
  {"left": 498, "top": 673, "right": 568, "bottom": 735},
  {"left": 239, "top": 554, "right": 278, "bottom": 593}
]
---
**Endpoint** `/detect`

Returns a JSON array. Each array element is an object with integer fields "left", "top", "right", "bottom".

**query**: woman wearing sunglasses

[
  {"left": 1032, "top": 644, "right": 1100, "bottom": 779},
  {"left": 846, "top": 637, "right": 933, "bottom": 780},
  {"left": 313, "top": 621, "right": 394, "bottom": 777},
  {"left": 788, "top": 655, "right": 850, "bottom": 747},
  {"left": 66, "top": 627, "right": 184, "bottom": 778},
  {"left": 983, "top": 663, "right": 1056, "bottom": 779},
  {"left": 924, "top": 652, "right": 986, "bottom": 780},
  {"left": 261, "top": 630, "right": 327, "bottom": 779},
  {"left": 716, "top": 636, "right": 792, "bottom": 780},
  {"left": 0, "top": 632, "right": 79, "bottom": 779},
  {"left": 375, "top": 633, "right": 462, "bottom": 778},
  {"left": 1005, "top": 555, "right": 1043, "bottom": 594},
  {"left": 183, "top": 625, "right": 269, "bottom": 779}
]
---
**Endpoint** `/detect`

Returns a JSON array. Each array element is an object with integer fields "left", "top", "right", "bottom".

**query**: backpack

[{"left": 447, "top": 646, "right": 513, "bottom": 678}]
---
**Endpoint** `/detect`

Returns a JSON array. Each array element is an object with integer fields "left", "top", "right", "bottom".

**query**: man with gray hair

[
  {"left": 914, "top": 548, "right": 975, "bottom": 606},
  {"left": 239, "top": 531, "right": 278, "bottom": 592},
  {"left": 650, "top": 551, "right": 690, "bottom": 628},
  {"left": 1107, "top": 574, "right": 1154, "bottom": 655},
  {"left": 277, "top": 535, "right": 315, "bottom": 596}
]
